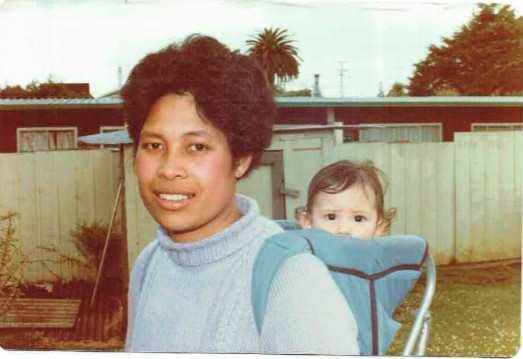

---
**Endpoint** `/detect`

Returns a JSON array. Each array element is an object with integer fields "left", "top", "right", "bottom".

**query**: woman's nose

[{"left": 158, "top": 151, "right": 187, "bottom": 180}]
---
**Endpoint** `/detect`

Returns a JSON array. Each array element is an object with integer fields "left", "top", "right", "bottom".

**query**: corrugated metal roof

[
  {"left": 275, "top": 96, "right": 523, "bottom": 107},
  {"left": 0, "top": 98, "right": 122, "bottom": 109},
  {"left": 1, "top": 96, "right": 522, "bottom": 110}
]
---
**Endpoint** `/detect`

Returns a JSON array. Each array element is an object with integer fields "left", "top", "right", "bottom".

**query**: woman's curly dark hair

[{"left": 121, "top": 34, "right": 277, "bottom": 176}]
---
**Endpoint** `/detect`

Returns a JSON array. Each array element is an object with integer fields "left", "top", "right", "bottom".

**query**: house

[
  {"left": 1, "top": 96, "right": 521, "bottom": 153},
  {"left": 276, "top": 96, "right": 523, "bottom": 142},
  {"left": 0, "top": 98, "right": 123, "bottom": 152}
]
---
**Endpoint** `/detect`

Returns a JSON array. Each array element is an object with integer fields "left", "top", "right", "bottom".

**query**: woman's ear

[
  {"left": 234, "top": 155, "right": 253, "bottom": 179},
  {"left": 299, "top": 211, "right": 313, "bottom": 229}
]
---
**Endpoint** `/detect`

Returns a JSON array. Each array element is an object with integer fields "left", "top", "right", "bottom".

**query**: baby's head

[{"left": 299, "top": 160, "right": 396, "bottom": 239}]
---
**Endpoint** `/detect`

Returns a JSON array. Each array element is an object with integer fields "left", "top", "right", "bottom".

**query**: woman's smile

[{"left": 155, "top": 191, "right": 195, "bottom": 210}]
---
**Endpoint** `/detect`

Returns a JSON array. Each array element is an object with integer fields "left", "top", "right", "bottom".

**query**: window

[
  {"left": 358, "top": 123, "right": 442, "bottom": 143},
  {"left": 471, "top": 123, "right": 523, "bottom": 132},
  {"left": 17, "top": 127, "right": 78, "bottom": 152}
]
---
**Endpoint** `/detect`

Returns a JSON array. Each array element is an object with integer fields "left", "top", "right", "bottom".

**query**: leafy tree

[
  {"left": 409, "top": 4, "right": 523, "bottom": 96},
  {"left": 274, "top": 87, "right": 311, "bottom": 97},
  {"left": 387, "top": 82, "right": 409, "bottom": 97},
  {"left": 0, "top": 77, "right": 93, "bottom": 99},
  {"left": 246, "top": 27, "right": 301, "bottom": 88}
]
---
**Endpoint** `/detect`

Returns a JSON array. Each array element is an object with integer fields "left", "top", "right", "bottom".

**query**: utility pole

[
  {"left": 338, "top": 61, "right": 348, "bottom": 97},
  {"left": 118, "top": 66, "right": 123, "bottom": 88},
  {"left": 378, "top": 81, "right": 385, "bottom": 97}
]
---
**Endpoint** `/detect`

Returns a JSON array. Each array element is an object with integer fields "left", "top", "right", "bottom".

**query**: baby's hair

[
  {"left": 121, "top": 34, "right": 276, "bottom": 177},
  {"left": 306, "top": 160, "right": 397, "bottom": 231}
]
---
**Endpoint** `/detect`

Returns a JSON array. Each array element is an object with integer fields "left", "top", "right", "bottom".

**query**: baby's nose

[{"left": 336, "top": 220, "right": 352, "bottom": 236}]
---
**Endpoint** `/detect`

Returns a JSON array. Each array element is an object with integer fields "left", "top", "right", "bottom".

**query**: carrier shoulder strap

[{"left": 251, "top": 231, "right": 312, "bottom": 333}]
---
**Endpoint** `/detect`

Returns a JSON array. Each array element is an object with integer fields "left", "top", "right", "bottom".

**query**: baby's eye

[
  {"left": 354, "top": 215, "right": 366, "bottom": 222},
  {"left": 325, "top": 213, "right": 336, "bottom": 221},
  {"left": 188, "top": 143, "right": 208, "bottom": 152}
]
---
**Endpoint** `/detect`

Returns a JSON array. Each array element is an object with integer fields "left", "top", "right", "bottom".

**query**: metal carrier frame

[{"left": 402, "top": 252, "right": 436, "bottom": 356}]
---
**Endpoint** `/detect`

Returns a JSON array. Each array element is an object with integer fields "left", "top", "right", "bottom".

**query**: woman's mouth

[
  {"left": 155, "top": 192, "right": 195, "bottom": 210},
  {"left": 158, "top": 193, "right": 194, "bottom": 202}
]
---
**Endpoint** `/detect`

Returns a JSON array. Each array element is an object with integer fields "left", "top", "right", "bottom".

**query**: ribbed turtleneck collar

[{"left": 156, "top": 194, "right": 259, "bottom": 267}]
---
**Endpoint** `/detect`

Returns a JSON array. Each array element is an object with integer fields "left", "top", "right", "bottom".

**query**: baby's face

[{"left": 300, "top": 184, "right": 385, "bottom": 239}]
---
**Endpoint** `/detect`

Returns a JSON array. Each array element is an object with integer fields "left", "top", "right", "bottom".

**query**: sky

[{"left": 0, "top": 0, "right": 522, "bottom": 98}]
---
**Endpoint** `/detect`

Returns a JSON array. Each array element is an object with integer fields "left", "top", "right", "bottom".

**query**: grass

[
  {"left": 1, "top": 260, "right": 520, "bottom": 355},
  {"left": 387, "top": 260, "right": 521, "bottom": 357}
]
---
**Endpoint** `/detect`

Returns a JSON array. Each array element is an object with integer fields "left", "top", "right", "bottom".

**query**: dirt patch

[
  {"left": 387, "top": 260, "right": 521, "bottom": 356},
  {"left": 1, "top": 261, "right": 520, "bottom": 355}
]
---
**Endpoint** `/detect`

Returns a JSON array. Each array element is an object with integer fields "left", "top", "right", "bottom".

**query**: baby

[{"left": 298, "top": 160, "right": 396, "bottom": 239}]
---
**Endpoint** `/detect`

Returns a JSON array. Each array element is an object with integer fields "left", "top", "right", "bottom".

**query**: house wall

[
  {"left": 278, "top": 106, "right": 523, "bottom": 141},
  {"left": 0, "top": 108, "right": 124, "bottom": 152},
  {"left": 1, "top": 103, "right": 520, "bottom": 152}
]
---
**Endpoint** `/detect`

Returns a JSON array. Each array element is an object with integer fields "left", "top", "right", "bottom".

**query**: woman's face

[{"left": 135, "top": 93, "right": 251, "bottom": 243}]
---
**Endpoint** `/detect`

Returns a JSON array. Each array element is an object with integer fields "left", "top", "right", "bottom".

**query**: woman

[{"left": 122, "top": 34, "right": 359, "bottom": 354}]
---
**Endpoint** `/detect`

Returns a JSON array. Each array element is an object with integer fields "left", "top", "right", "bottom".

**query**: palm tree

[{"left": 246, "top": 27, "right": 301, "bottom": 87}]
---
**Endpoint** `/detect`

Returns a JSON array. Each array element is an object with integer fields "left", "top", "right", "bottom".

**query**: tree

[
  {"left": 0, "top": 77, "right": 93, "bottom": 99},
  {"left": 409, "top": 4, "right": 523, "bottom": 96},
  {"left": 274, "top": 87, "right": 311, "bottom": 97},
  {"left": 387, "top": 82, "right": 408, "bottom": 97},
  {"left": 246, "top": 27, "right": 301, "bottom": 88}
]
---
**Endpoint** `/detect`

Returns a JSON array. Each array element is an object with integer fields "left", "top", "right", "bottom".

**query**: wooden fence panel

[
  {"left": 0, "top": 150, "right": 120, "bottom": 282},
  {"left": 434, "top": 143, "right": 455, "bottom": 264},
  {"left": 455, "top": 132, "right": 522, "bottom": 263}
]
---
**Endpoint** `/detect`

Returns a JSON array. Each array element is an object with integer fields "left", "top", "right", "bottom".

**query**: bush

[
  {"left": 70, "top": 222, "right": 123, "bottom": 280},
  {"left": 0, "top": 211, "right": 26, "bottom": 317}
]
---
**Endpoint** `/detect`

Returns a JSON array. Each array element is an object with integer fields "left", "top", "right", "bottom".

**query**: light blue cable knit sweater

[{"left": 125, "top": 194, "right": 359, "bottom": 354}]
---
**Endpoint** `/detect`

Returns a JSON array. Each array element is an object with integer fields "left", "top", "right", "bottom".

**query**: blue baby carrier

[{"left": 252, "top": 221, "right": 436, "bottom": 356}]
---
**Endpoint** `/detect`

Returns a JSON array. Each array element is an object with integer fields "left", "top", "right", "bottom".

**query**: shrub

[
  {"left": 70, "top": 222, "right": 123, "bottom": 280},
  {"left": 0, "top": 211, "right": 26, "bottom": 317}
]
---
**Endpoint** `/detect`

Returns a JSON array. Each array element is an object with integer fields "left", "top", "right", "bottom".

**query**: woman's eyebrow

[
  {"left": 183, "top": 130, "right": 213, "bottom": 139},
  {"left": 139, "top": 130, "right": 163, "bottom": 139}
]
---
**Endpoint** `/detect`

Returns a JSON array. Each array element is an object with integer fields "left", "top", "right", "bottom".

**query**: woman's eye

[
  {"left": 326, "top": 214, "right": 336, "bottom": 221},
  {"left": 141, "top": 142, "right": 163, "bottom": 151},
  {"left": 355, "top": 215, "right": 365, "bottom": 222},
  {"left": 188, "top": 143, "right": 208, "bottom": 152}
]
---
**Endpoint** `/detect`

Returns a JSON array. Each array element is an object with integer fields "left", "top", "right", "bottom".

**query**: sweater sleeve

[
  {"left": 259, "top": 253, "right": 360, "bottom": 355},
  {"left": 125, "top": 240, "right": 159, "bottom": 351}
]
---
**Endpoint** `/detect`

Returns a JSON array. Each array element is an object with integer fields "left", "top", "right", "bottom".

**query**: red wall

[
  {"left": 1, "top": 104, "right": 521, "bottom": 152},
  {"left": 0, "top": 108, "right": 124, "bottom": 152},
  {"left": 277, "top": 106, "right": 523, "bottom": 141}
]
